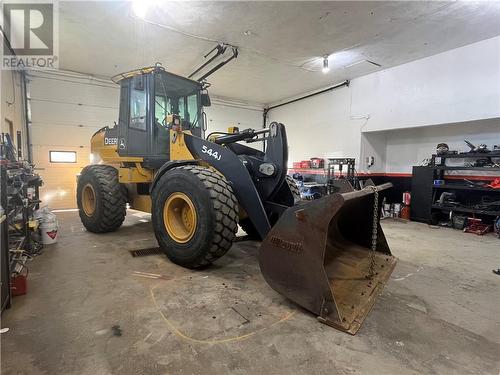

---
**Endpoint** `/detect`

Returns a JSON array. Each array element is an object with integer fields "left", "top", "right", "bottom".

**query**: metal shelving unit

[
  {"left": 431, "top": 152, "right": 500, "bottom": 161},
  {"left": 433, "top": 184, "right": 499, "bottom": 192},
  {"left": 411, "top": 153, "right": 500, "bottom": 223},
  {"left": 431, "top": 204, "right": 500, "bottom": 217},
  {"left": 430, "top": 153, "right": 500, "bottom": 221},
  {"left": 433, "top": 166, "right": 500, "bottom": 171},
  {"left": 1, "top": 166, "right": 11, "bottom": 312}
]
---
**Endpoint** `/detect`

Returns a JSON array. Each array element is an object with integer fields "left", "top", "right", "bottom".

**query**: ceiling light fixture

[
  {"left": 132, "top": 0, "right": 149, "bottom": 19},
  {"left": 322, "top": 55, "right": 330, "bottom": 74}
]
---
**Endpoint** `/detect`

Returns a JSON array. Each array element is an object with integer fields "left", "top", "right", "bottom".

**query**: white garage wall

[
  {"left": 1, "top": 70, "right": 27, "bottom": 157},
  {"left": 351, "top": 36, "right": 500, "bottom": 132},
  {"left": 205, "top": 101, "right": 264, "bottom": 151},
  {"left": 267, "top": 86, "right": 365, "bottom": 168},
  {"left": 268, "top": 35, "right": 500, "bottom": 174},
  {"left": 29, "top": 71, "right": 120, "bottom": 209},
  {"left": 205, "top": 99, "right": 263, "bottom": 134},
  {"left": 360, "top": 132, "right": 387, "bottom": 174},
  {"left": 383, "top": 118, "right": 500, "bottom": 174},
  {"left": 29, "top": 72, "right": 120, "bottom": 146}
]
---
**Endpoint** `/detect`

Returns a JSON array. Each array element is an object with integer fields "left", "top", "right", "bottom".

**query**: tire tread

[
  {"left": 77, "top": 165, "right": 127, "bottom": 233},
  {"left": 156, "top": 165, "right": 238, "bottom": 267}
]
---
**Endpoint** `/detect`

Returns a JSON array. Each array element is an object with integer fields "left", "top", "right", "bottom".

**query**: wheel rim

[
  {"left": 82, "top": 183, "right": 96, "bottom": 216},
  {"left": 163, "top": 192, "right": 197, "bottom": 243}
]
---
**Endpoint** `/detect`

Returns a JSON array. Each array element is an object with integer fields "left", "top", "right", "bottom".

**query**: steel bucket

[{"left": 259, "top": 183, "right": 397, "bottom": 334}]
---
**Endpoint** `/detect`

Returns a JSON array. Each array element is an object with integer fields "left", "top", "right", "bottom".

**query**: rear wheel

[
  {"left": 77, "top": 165, "right": 127, "bottom": 233},
  {"left": 151, "top": 165, "right": 238, "bottom": 268}
]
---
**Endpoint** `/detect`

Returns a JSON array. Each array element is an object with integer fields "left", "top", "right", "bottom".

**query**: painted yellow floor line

[{"left": 149, "top": 282, "right": 295, "bottom": 344}]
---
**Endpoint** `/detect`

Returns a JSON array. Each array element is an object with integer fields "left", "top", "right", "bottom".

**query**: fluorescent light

[
  {"left": 132, "top": 0, "right": 149, "bottom": 18},
  {"left": 322, "top": 56, "right": 330, "bottom": 74}
]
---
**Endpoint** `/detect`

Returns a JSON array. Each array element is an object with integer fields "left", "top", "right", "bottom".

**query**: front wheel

[{"left": 151, "top": 165, "right": 239, "bottom": 268}]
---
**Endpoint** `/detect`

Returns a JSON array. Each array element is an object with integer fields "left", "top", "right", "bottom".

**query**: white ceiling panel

[{"left": 54, "top": 1, "right": 500, "bottom": 105}]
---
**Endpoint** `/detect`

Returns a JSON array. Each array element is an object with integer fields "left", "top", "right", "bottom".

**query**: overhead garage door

[{"left": 30, "top": 73, "right": 119, "bottom": 209}]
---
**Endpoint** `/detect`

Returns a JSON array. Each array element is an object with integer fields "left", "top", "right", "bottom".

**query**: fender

[{"left": 150, "top": 160, "right": 199, "bottom": 193}]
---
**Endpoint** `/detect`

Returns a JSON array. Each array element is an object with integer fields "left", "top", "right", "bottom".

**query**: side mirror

[
  {"left": 133, "top": 75, "right": 144, "bottom": 91},
  {"left": 201, "top": 93, "right": 211, "bottom": 107}
]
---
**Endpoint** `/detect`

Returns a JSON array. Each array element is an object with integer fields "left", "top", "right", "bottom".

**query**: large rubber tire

[
  {"left": 239, "top": 175, "right": 300, "bottom": 237},
  {"left": 77, "top": 165, "right": 127, "bottom": 233},
  {"left": 286, "top": 175, "right": 301, "bottom": 202},
  {"left": 151, "top": 165, "right": 238, "bottom": 268}
]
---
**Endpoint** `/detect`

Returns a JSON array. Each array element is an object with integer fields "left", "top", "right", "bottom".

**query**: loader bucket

[{"left": 259, "top": 183, "right": 396, "bottom": 334}]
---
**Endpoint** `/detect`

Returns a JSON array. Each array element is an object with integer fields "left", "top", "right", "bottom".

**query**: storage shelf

[
  {"left": 431, "top": 204, "right": 500, "bottom": 217},
  {"left": 434, "top": 152, "right": 500, "bottom": 159},
  {"left": 433, "top": 166, "right": 500, "bottom": 171},
  {"left": 433, "top": 184, "right": 500, "bottom": 192}
]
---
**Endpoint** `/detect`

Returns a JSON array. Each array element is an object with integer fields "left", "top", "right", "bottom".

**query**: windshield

[{"left": 154, "top": 72, "right": 201, "bottom": 129}]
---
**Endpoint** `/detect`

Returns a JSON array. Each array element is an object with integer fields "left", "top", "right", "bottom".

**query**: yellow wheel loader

[{"left": 77, "top": 65, "right": 396, "bottom": 334}]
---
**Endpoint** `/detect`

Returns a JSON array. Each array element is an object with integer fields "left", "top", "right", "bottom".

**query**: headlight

[{"left": 259, "top": 163, "right": 276, "bottom": 176}]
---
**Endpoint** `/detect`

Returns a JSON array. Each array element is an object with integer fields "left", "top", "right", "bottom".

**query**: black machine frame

[{"left": 151, "top": 122, "right": 294, "bottom": 240}]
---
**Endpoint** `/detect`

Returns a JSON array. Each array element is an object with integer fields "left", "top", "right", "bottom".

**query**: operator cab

[{"left": 114, "top": 66, "right": 210, "bottom": 168}]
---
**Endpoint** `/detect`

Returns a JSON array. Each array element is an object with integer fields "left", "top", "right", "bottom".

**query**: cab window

[
  {"left": 154, "top": 73, "right": 201, "bottom": 129},
  {"left": 187, "top": 94, "right": 199, "bottom": 126},
  {"left": 130, "top": 88, "right": 147, "bottom": 131}
]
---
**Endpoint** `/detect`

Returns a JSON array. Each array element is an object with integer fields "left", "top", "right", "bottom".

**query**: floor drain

[{"left": 129, "top": 247, "right": 163, "bottom": 257}]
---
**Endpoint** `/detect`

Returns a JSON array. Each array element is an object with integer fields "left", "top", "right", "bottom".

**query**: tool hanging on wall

[
  {"left": 464, "top": 140, "right": 490, "bottom": 153},
  {"left": 188, "top": 43, "right": 238, "bottom": 82}
]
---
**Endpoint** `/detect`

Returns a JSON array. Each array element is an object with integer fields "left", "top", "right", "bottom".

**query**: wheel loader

[{"left": 77, "top": 65, "right": 396, "bottom": 334}]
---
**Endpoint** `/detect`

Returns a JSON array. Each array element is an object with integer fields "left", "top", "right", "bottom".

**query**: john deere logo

[{"left": 2, "top": 2, "right": 59, "bottom": 69}]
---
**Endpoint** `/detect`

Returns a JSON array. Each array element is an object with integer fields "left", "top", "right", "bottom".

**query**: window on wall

[{"left": 49, "top": 151, "right": 77, "bottom": 163}]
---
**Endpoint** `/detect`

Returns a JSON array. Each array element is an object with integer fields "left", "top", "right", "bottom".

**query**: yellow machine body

[{"left": 89, "top": 125, "right": 197, "bottom": 214}]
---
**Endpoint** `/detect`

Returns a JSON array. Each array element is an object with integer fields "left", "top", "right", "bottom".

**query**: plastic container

[
  {"left": 392, "top": 203, "right": 401, "bottom": 218},
  {"left": 400, "top": 206, "right": 411, "bottom": 220},
  {"left": 299, "top": 160, "right": 311, "bottom": 169},
  {"left": 40, "top": 220, "right": 58, "bottom": 244},
  {"left": 35, "top": 207, "right": 59, "bottom": 245},
  {"left": 11, "top": 273, "right": 27, "bottom": 296},
  {"left": 310, "top": 158, "right": 324, "bottom": 169},
  {"left": 402, "top": 191, "right": 411, "bottom": 206}
]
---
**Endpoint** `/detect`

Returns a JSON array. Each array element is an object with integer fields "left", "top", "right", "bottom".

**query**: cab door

[{"left": 118, "top": 75, "right": 151, "bottom": 157}]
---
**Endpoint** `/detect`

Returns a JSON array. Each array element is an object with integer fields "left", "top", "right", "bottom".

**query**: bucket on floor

[
  {"left": 40, "top": 220, "right": 58, "bottom": 244},
  {"left": 35, "top": 207, "right": 59, "bottom": 245},
  {"left": 259, "top": 182, "right": 397, "bottom": 335},
  {"left": 11, "top": 273, "right": 27, "bottom": 296}
]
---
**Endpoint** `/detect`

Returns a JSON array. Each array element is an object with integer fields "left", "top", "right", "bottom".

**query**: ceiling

[{"left": 57, "top": 1, "right": 500, "bottom": 105}]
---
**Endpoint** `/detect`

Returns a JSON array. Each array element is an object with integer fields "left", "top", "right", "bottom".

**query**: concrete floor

[{"left": 1, "top": 211, "right": 500, "bottom": 375}]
